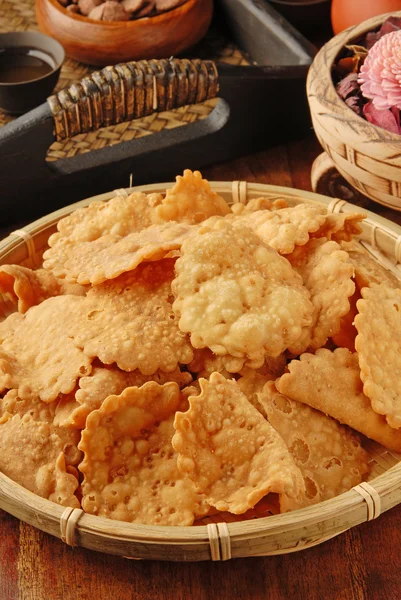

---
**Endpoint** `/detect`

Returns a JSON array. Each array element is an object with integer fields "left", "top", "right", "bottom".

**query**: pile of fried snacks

[{"left": 0, "top": 170, "right": 399, "bottom": 526}]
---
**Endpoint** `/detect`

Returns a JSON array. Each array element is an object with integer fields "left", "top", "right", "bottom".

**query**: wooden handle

[{"left": 47, "top": 58, "right": 219, "bottom": 141}]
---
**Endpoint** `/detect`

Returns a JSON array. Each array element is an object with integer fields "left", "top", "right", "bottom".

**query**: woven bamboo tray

[
  {"left": 1, "top": 181, "right": 401, "bottom": 561},
  {"left": 307, "top": 11, "right": 401, "bottom": 212}
]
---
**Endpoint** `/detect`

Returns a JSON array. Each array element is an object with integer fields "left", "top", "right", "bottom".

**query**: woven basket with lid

[
  {"left": 307, "top": 11, "right": 401, "bottom": 212},
  {"left": 1, "top": 181, "right": 401, "bottom": 561}
]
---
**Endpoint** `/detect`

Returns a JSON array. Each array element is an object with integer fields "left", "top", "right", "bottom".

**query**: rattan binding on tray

[{"left": 1, "top": 182, "right": 401, "bottom": 561}]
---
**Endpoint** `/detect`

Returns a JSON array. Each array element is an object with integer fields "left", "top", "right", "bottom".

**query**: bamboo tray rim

[{"left": 1, "top": 180, "right": 401, "bottom": 561}]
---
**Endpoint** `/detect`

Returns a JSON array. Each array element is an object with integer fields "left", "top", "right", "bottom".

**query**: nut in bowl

[
  {"left": 307, "top": 11, "right": 401, "bottom": 211},
  {"left": 2, "top": 171, "right": 401, "bottom": 559},
  {"left": 35, "top": 0, "right": 213, "bottom": 66}
]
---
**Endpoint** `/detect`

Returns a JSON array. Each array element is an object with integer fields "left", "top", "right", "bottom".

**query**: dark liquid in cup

[{"left": 0, "top": 47, "right": 55, "bottom": 83}]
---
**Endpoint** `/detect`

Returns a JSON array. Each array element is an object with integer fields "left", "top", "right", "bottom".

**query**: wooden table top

[{"left": 2, "top": 133, "right": 401, "bottom": 600}]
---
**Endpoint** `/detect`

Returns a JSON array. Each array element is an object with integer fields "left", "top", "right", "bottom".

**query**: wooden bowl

[
  {"left": 35, "top": 0, "right": 213, "bottom": 66},
  {"left": 307, "top": 11, "right": 401, "bottom": 211},
  {"left": 1, "top": 181, "right": 401, "bottom": 560}
]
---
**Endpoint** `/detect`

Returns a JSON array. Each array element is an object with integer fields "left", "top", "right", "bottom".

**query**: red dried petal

[{"left": 363, "top": 102, "right": 401, "bottom": 135}]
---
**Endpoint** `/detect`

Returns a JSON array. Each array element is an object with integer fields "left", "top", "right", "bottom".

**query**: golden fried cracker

[
  {"left": 79, "top": 382, "right": 208, "bottom": 525},
  {"left": 341, "top": 240, "right": 401, "bottom": 290},
  {"left": 277, "top": 348, "right": 401, "bottom": 451},
  {"left": 231, "top": 197, "right": 288, "bottom": 215},
  {"left": 0, "top": 292, "right": 18, "bottom": 322},
  {"left": 332, "top": 289, "right": 360, "bottom": 351},
  {"left": 288, "top": 238, "right": 355, "bottom": 351},
  {"left": 48, "top": 452, "right": 81, "bottom": 507},
  {"left": 259, "top": 381, "right": 370, "bottom": 512},
  {"left": 0, "top": 389, "right": 57, "bottom": 424},
  {"left": 59, "top": 364, "right": 192, "bottom": 429},
  {"left": 152, "top": 170, "right": 231, "bottom": 225},
  {"left": 43, "top": 192, "right": 163, "bottom": 276},
  {"left": 0, "top": 265, "right": 86, "bottom": 316},
  {"left": 313, "top": 213, "right": 365, "bottom": 242},
  {"left": 240, "top": 354, "right": 287, "bottom": 379},
  {"left": 0, "top": 296, "right": 92, "bottom": 402},
  {"left": 173, "top": 373, "right": 304, "bottom": 514},
  {"left": 172, "top": 221, "right": 313, "bottom": 363},
  {"left": 188, "top": 348, "right": 245, "bottom": 377},
  {"left": 0, "top": 389, "right": 82, "bottom": 465},
  {"left": 70, "top": 260, "right": 193, "bottom": 374},
  {"left": 0, "top": 413, "right": 79, "bottom": 506},
  {"left": 236, "top": 369, "right": 276, "bottom": 416},
  {"left": 355, "top": 284, "right": 401, "bottom": 429},
  {"left": 46, "top": 222, "right": 197, "bottom": 285},
  {"left": 238, "top": 204, "right": 327, "bottom": 254}
]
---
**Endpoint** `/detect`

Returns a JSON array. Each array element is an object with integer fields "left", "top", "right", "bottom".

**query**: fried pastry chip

[
  {"left": 59, "top": 364, "right": 192, "bottom": 429},
  {"left": 0, "top": 389, "right": 57, "bottom": 424},
  {"left": 79, "top": 382, "right": 208, "bottom": 525},
  {"left": 172, "top": 222, "right": 314, "bottom": 362},
  {"left": 0, "top": 413, "right": 80, "bottom": 507},
  {"left": 173, "top": 373, "right": 304, "bottom": 514},
  {"left": 0, "top": 296, "right": 92, "bottom": 402},
  {"left": 43, "top": 191, "right": 163, "bottom": 276},
  {"left": 240, "top": 354, "right": 288, "bottom": 379},
  {"left": 0, "top": 293, "right": 18, "bottom": 322},
  {"left": 236, "top": 369, "right": 277, "bottom": 416},
  {"left": 259, "top": 381, "right": 370, "bottom": 512},
  {"left": 152, "top": 170, "right": 231, "bottom": 225},
  {"left": 332, "top": 289, "right": 360, "bottom": 351},
  {"left": 355, "top": 284, "right": 401, "bottom": 429},
  {"left": 47, "top": 222, "right": 197, "bottom": 285},
  {"left": 237, "top": 204, "right": 327, "bottom": 254},
  {"left": 231, "top": 197, "right": 288, "bottom": 215},
  {"left": 0, "top": 264, "right": 86, "bottom": 317},
  {"left": 277, "top": 348, "right": 401, "bottom": 451},
  {"left": 48, "top": 452, "right": 81, "bottom": 507},
  {"left": 288, "top": 238, "right": 355, "bottom": 351},
  {"left": 70, "top": 260, "right": 193, "bottom": 374},
  {"left": 0, "top": 389, "right": 82, "bottom": 465},
  {"left": 341, "top": 240, "right": 401, "bottom": 290},
  {"left": 188, "top": 348, "right": 245, "bottom": 377},
  {"left": 312, "top": 212, "right": 365, "bottom": 242}
]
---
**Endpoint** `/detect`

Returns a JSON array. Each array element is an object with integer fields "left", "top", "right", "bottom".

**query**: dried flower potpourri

[
  {"left": 3, "top": 169, "right": 401, "bottom": 527},
  {"left": 333, "top": 16, "right": 401, "bottom": 134}
]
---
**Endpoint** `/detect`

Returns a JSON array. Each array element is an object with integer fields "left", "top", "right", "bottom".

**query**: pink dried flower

[{"left": 358, "top": 30, "right": 401, "bottom": 110}]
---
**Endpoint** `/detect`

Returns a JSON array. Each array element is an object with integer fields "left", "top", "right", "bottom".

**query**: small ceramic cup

[{"left": 0, "top": 30, "right": 65, "bottom": 114}]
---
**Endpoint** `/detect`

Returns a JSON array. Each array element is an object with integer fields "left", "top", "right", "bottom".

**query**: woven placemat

[{"left": 0, "top": 0, "right": 250, "bottom": 160}]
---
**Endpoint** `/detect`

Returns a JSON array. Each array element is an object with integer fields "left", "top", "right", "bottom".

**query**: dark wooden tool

[{"left": 0, "top": 0, "right": 316, "bottom": 225}]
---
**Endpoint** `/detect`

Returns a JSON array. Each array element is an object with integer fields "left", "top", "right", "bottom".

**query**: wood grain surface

[{"left": 2, "top": 133, "right": 401, "bottom": 599}]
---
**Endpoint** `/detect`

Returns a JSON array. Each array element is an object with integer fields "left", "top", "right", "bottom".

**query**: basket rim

[
  {"left": 306, "top": 9, "right": 401, "bottom": 143},
  {"left": 1, "top": 180, "right": 401, "bottom": 560}
]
